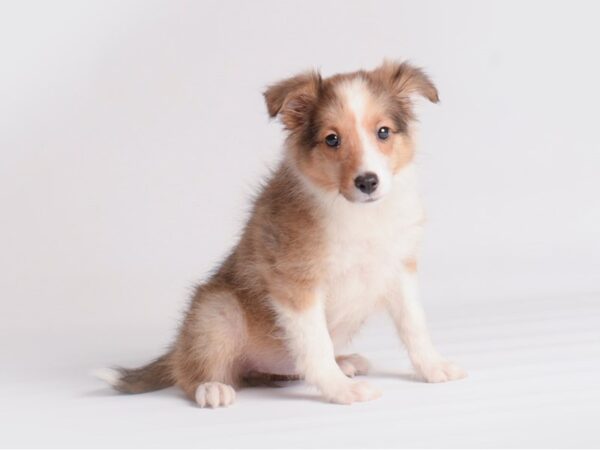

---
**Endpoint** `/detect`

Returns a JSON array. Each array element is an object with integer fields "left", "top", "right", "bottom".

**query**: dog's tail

[{"left": 93, "top": 351, "right": 175, "bottom": 394}]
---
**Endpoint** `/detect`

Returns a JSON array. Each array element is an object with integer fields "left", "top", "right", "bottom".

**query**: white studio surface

[{"left": 1, "top": 1, "right": 599, "bottom": 448}]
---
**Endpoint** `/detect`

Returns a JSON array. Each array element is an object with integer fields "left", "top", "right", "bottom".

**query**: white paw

[
  {"left": 195, "top": 382, "right": 236, "bottom": 408},
  {"left": 324, "top": 380, "right": 381, "bottom": 405},
  {"left": 336, "top": 354, "right": 370, "bottom": 377},
  {"left": 416, "top": 360, "right": 467, "bottom": 383}
]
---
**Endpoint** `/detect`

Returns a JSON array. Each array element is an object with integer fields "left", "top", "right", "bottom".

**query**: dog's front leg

[
  {"left": 386, "top": 262, "right": 467, "bottom": 383},
  {"left": 274, "top": 292, "right": 380, "bottom": 404}
]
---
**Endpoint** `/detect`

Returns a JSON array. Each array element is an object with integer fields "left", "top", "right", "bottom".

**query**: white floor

[{"left": 1, "top": 293, "right": 599, "bottom": 448}]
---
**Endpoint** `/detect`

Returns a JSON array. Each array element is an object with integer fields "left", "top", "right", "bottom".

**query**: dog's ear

[
  {"left": 373, "top": 60, "right": 439, "bottom": 103},
  {"left": 263, "top": 71, "right": 321, "bottom": 130}
]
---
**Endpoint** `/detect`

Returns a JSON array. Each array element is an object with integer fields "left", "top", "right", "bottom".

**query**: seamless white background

[{"left": 1, "top": 1, "right": 599, "bottom": 448}]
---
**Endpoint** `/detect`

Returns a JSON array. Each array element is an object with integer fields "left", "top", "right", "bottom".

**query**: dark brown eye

[
  {"left": 377, "top": 126, "right": 390, "bottom": 140},
  {"left": 325, "top": 133, "right": 340, "bottom": 148}
]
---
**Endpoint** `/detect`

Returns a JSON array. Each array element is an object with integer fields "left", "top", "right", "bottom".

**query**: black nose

[{"left": 354, "top": 172, "right": 379, "bottom": 195}]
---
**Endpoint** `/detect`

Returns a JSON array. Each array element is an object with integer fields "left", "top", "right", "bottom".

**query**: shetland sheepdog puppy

[{"left": 97, "top": 60, "right": 466, "bottom": 407}]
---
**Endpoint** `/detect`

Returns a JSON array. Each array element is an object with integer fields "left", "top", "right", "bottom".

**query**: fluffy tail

[{"left": 94, "top": 352, "right": 175, "bottom": 394}]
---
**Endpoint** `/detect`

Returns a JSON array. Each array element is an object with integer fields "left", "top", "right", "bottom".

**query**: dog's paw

[
  {"left": 195, "top": 382, "right": 236, "bottom": 408},
  {"left": 324, "top": 380, "right": 381, "bottom": 405},
  {"left": 336, "top": 353, "right": 371, "bottom": 377},
  {"left": 416, "top": 360, "right": 467, "bottom": 383}
]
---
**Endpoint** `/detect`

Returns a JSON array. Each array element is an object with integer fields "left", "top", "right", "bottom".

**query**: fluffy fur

[{"left": 97, "top": 60, "right": 466, "bottom": 407}]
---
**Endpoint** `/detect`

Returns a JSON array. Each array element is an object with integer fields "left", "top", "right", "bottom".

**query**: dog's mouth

[
  {"left": 363, "top": 196, "right": 382, "bottom": 203},
  {"left": 342, "top": 192, "right": 385, "bottom": 204}
]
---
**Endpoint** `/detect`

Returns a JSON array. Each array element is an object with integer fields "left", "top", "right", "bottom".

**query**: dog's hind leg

[
  {"left": 336, "top": 354, "right": 370, "bottom": 377},
  {"left": 172, "top": 287, "right": 246, "bottom": 408}
]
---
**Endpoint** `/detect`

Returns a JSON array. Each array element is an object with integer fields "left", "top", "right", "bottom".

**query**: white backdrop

[{"left": 1, "top": 1, "right": 599, "bottom": 447}]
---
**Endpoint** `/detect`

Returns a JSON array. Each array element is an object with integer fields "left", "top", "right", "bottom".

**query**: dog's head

[{"left": 264, "top": 61, "right": 438, "bottom": 203}]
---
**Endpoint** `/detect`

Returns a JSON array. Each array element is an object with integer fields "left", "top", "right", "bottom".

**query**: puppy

[{"left": 97, "top": 60, "right": 466, "bottom": 407}]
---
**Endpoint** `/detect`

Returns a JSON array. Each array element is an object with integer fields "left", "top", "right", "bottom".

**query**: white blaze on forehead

[{"left": 337, "top": 79, "right": 392, "bottom": 197}]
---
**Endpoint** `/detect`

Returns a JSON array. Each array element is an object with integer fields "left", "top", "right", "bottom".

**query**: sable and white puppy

[{"left": 97, "top": 61, "right": 466, "bottom": 407}]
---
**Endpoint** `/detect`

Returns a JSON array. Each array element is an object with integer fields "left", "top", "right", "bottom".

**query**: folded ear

[
  {"left": 263, "top": 71, "right": 321, "bottom": 130},
  {"left": 373, "top": 60, "right": 439, "bottom": 103}
]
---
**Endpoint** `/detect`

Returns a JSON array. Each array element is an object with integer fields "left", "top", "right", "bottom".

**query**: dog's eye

[
  {"left": 325, "top": 133, "right": 340, "bottom": 148},
  {"left": 377, "top": 127, "right": 390, "bottom": 140}
]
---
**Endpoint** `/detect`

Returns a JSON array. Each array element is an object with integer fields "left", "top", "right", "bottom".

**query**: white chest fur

[{"left": 320, "top": 165, "right": 425, "bottom": 349}]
